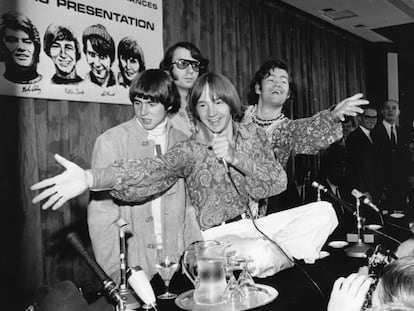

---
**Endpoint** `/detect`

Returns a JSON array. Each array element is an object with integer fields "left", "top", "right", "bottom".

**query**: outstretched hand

[
  {"left": 327, "top": 273, "right": 374, "bottom": 311},
  {"left": 31, "top": 154, "right": 91, "bottom": 210},
  {"left": 331, "top": 93, "right": 369, "bottom": 121}
]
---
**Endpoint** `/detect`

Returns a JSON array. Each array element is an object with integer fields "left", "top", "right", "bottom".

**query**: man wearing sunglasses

[
  {"left": 160, "top": 42, "right": 209, "bottom": 137},
  {"left": 346, "top": 106, "right": 381, "bottom": 207}
]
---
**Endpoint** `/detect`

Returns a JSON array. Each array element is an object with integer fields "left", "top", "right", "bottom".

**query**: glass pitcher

[{"left": 182, "top": 240, "right": 228, "bottom": 305}]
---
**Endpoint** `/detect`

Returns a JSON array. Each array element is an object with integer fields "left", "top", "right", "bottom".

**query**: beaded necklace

[{"left": 252, "top": 113, "right": 285, "bottom": 129}]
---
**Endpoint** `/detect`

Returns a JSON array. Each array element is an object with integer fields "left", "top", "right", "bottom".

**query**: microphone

[
  {"left": 351, "top": 189, "right": 380, "bottom": 212},
  {"left": 311, "top": 181, "right": 328, "bottom": 193},
  {"left": 311, "top": 181, "right": 356, "bottom": 214},
  {"left": 222, "top": 158, "right": 229, "bottom": 173},
  {"left": 211, "top": 133, "right": 229, "bottom": 173},
  {"left": 66, "top": 232, "right": 122, "bottom": 304},
  {"left": 128, "top": 266, "right": 156, "bottom": 308}
]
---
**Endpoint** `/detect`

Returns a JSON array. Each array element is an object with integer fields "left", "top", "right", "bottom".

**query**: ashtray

[
  {"left": 328, "top": 241, "right": 349, "bottom": 249},
  {"left": 175, "top": 284, "right": 278, "bottom": 311},
  {"left": 318, "top": 250, "right": 330, "bottom": 259},
  {"left": 365, "top": 224, "right": 382, "bottom": 230},
  {"left": 390, "top": 212, "right": 405, "bottom": 219}
]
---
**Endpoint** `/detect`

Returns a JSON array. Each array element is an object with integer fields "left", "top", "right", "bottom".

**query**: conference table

[{"left": 89, "top": 212, "right": 412, "bottom": 311}]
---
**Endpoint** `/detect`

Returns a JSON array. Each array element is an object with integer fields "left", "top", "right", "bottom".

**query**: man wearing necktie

[
  {"left": 371, "top": 100, "right": 410, "bottom": 214},
  {"left": 346, "top": 106, "right": 381, "bottom": 205}
]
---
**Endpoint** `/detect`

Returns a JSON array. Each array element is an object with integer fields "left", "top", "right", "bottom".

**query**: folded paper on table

[{"left": 202, "top": 201, "right": 338, "bottom": 277}]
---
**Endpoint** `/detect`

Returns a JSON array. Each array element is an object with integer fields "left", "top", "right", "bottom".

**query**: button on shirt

[{"left": 137, "top": 118, "right": 168, "bottom": 245}]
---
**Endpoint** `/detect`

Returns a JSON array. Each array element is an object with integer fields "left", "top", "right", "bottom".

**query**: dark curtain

[{"left": 3, "top": 0, "right": 366, "bottom": 304}]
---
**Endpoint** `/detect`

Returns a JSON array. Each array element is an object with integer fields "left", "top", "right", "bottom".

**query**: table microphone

[
  {"left": 128, "top": 266, "right": 157, "bottom": 308},
  {"left": 311, "top": 181, "right": 328, "bottom": 193},
  {"left": 351, "top": 189, "right": 380, "bottom": 213},
  {"left": 66, "top": 232, "right": 122, "bottom": 304},
  {"left": 311, "top": 181, "right": 355, "bottom": 214}
]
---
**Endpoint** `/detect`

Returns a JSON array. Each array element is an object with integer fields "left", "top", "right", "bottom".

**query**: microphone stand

[
  {"left": 118, "top": 226, "right": 140, "bottom": 310},
  {"left": 66, "top": 232, "right": 126, "bottom": 311},
  {"left": 345, "top": 198, "right": 372, "bottom": 258},
  {"left": 314, "top": 184, "right": 356, "bottom": 214}
]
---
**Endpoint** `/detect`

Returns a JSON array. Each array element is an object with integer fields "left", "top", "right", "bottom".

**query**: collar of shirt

[
  {"left": 359, "top": 125, "right": 372, "bottom": 142},
  {"left": 382, "top": 120, "right": 396, "bottom": 138}
]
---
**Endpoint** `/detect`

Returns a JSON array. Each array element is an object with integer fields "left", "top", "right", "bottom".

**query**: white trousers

[{"left": 202, "top": 201, "right": 338, "bottom": 264}]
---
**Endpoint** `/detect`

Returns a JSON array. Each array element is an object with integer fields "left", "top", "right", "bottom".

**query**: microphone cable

[
  {"left": 366, "top": 227, "right": 401, "bottom": 245},
  {"left": 223, "top": 161, "right": 327, "bottom": 306},
  {"left": 245, "top": 204, "right": 328, "bottom": 308}
]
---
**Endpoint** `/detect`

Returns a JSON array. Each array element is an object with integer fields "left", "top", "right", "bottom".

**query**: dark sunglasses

[
  {"left": 362, "top": 115, "right": 377, "bottom": 119},
  {"left": 171, "top": 59, "right": 201, "bottom": 72}
]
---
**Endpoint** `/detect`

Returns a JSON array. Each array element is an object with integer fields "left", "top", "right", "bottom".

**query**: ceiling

[{"left": 279, "top": 0, "right": 414, "bottom": 44}]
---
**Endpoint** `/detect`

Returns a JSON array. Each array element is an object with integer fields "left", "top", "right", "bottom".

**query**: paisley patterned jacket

[
  {"left": 90, "top": 121, "right": 287, "bottom": 230},
  {"left": 243, "top": 105, "right": 343, "bottom": 168}
]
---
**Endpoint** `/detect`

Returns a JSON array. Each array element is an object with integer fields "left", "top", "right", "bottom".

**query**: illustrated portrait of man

[
  {"left": 117, "top": 36, "right": 145, "bottom": 88},
  {"left": 82, "top": 24, "right": 116, "bottom": 88},
  {"left": 43, "top": 24, "right": 83, "bottom": 85},
  {"left": 0, "top": 11, "right": 42, "bottom": 84}
]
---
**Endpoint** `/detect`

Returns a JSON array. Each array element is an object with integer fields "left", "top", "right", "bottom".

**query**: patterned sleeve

[
  {"left": 289, "top": 109, "right": 342, "bottom": 154},
  {"left": 234, "top": 126, "right": 287, "bottom": 200},
  {"left": 90, "top": 141, "right": 196, "bottom": 202}
]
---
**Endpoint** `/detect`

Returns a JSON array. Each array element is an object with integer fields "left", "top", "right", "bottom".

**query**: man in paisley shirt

[
  {"left": 32, "top": 72, "right": 286, "bottom": 230},
  {"left": 32, "top": 72, "right": 339, "bottom": 272},
  {"left": 243, "top": 60, "right": 369, "bottom": 214}
]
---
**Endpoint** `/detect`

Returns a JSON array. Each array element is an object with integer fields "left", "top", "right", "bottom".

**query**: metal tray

[{"left": 175, "top": 284, "right": 278, "bottom": 311}]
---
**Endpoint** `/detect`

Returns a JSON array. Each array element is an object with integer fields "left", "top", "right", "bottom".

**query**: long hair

[
  {"left": 117, "top": 37, "right": 145, "bottom": 73},
  {"left": 188, "top": 72, "right": 241, "bottom": 121},
  {"left": 159, "top": 41, "right": 209, "bottom": 78}
]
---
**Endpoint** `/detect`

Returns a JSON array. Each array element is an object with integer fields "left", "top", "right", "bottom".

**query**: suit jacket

[
  {"left": 345, "top": 127, "right": 381, "bottom": 202},
  {"left": 371, "top": 122, "right": 409, "bottom": 191},
  {"left": 87, "top": 118, "right": 202, "bottom": 281}
]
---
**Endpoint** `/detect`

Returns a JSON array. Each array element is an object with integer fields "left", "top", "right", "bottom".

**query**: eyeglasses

[
  {"left": 362, "top": 115, "right": 377, "bottom": 119},
  {"left": 171, "top": 59, "right": 201, "bottom": 72}
]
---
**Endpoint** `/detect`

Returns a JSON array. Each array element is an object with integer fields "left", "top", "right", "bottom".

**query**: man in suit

[
  {"left": 371, "top": 99, "right": 410, "bottom": 213},
  {"left": 346, "top": 106, "right": 381, "bottom": 203}
]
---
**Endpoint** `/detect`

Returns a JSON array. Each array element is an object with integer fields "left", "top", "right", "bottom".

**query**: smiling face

[
  {"left": 3, "top": 28, "right": 35, "bottom": 67},
  {"left": 359, "top": 108, "right": 377, "bottom": 131},
  {"left": 196, "top": 84, "right": 232, "bottom": 135},
  {"left": 120, "top": 55, "right": 140, "bottom": 83},
  {"left": 256, "top": 67, "right": 290, "bottom": 108},
  {"left": 171, "top": 47, "right": 199, "bottom": 91},
  {"left": 50, "top": 40, "right": 76, "bottom": 76},
  {"left": 133, "top": 96, "right": 169, "bottom": 130},
  {"left": 85, "top": 40, "right": 111, "bottom": 82}
]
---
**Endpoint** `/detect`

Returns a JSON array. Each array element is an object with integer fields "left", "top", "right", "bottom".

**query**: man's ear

[{"left": 255, "top": 83, "right": 261, "bottom": 95}]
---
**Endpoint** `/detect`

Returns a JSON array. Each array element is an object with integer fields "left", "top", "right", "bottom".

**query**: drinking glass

[
  {"left": 155, "top": 247, "right": 179, "bottom": 299},
  {"left": 237, "top": 256, "right": 257, "bottom": 296},
  {"left": 223, "top": 255, "right": 244, "bottom": 305}
]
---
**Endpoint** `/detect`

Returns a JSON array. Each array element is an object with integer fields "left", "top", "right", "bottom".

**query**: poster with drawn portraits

[{"left": 0, "top": 0, "right": 163, "bottom": 104}]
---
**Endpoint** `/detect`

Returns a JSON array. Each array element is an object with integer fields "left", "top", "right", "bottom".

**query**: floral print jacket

[
  {"left": 243, "top": 105, "right": 342, "bottom": 168},
  {"left": 90, "top": 122, "right": 287, "bottom": 230}
]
